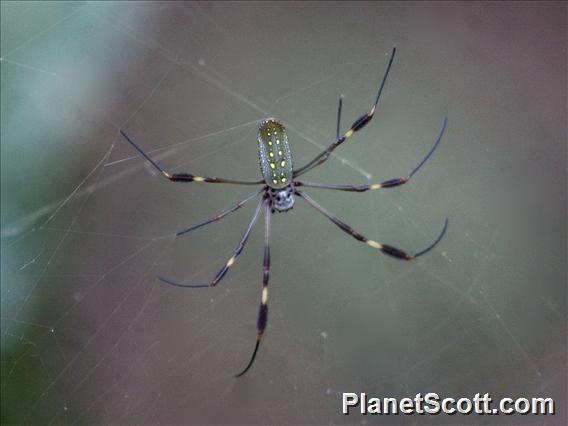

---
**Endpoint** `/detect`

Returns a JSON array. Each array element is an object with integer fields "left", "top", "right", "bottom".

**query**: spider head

[{"left": 269, "top": 186, "right": 294, "bottom": 213}]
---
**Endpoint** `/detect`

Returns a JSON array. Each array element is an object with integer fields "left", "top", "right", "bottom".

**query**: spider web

[{"left": 1, "top": 2, "right": 566, "bottom": 425}]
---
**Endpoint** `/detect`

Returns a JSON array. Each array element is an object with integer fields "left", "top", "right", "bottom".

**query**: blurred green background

[{"left": 1, "top": 1, "right": 566, "bottom": 425}]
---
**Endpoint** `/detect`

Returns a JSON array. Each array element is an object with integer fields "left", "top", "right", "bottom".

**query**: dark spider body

[
  {"left": 257, "top": 118, "right": 295, "bottom": 213},
  {"left": 120, "top": 47, "right": 449, "bottom": 378},
  {"left": 257, "top": 118, "right": 293, "bottom": 189}
]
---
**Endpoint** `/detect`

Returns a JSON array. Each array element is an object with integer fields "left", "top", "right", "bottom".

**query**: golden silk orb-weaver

[{"left": 120, "top": 47, "right": 448, "bottom": 377}]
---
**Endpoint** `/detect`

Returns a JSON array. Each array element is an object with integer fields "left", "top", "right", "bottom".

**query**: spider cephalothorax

[
  {"left": 120, "top": 47, "right": 449, "bottom": 377},
  {"left": 269, "top": 185, "right": 294, "bottom": 213}
]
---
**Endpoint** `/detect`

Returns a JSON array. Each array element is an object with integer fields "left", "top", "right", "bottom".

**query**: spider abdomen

[{"left": 257, "top": 118, "right": 293, "bottom": 189}]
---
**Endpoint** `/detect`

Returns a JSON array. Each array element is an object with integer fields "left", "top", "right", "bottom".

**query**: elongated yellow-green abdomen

[{"left": 257, "top": 118, "right": 293, "bottom": 189}]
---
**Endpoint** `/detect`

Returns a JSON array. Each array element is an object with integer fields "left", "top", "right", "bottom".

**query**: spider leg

[
  {"left": 158, "top": 197, "right": 266, "bottom": 288},
  {"left": 120, "top": 130, "right": 264, "bottom": 185},
  {"left": 176, "top": 188, "right": 266, "bottom": 236},
  {"left": 293, "top": 47, "right": 396, "bottom": 178},
  {"left": 295, "top": 117, "right": 448, "bottom": 192},
  {"left": 336, "top": 94, "right": 344, "bottom": 140},
  {"left": 296, "top": 190, "right": 448, "bottom": 259},
  {"left": 236, "top": 200, "right": 271, "bottom": 377}
]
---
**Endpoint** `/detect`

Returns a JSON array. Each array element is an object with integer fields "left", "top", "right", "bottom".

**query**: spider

[{"left": 120, "top": 47, "right": 448, "bottom": 377}]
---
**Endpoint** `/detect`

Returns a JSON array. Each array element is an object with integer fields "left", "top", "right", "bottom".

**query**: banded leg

[
  {"left": 236, "top": 201, "right": 271, "bottom": 377},
  {"left": 295, "top": 117, "right": 448, "bottom": 192},
  {"left": 159, "top": 197, "right": 266, "bottom": 288},
  {"left": 336, "top": 95, "right": 344, "bottom": 140},
  {"left": 296, "top": 190, "right": 448, "bottom": 259},
  {"left": 120, "top": 130, "right": 264, "bottom": 185},
  {"left": 293, "top": 47, "right": 396, "bottom": 178},
  {"left": 176, "top": 188, "right": 265, "bottom": 236}
]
